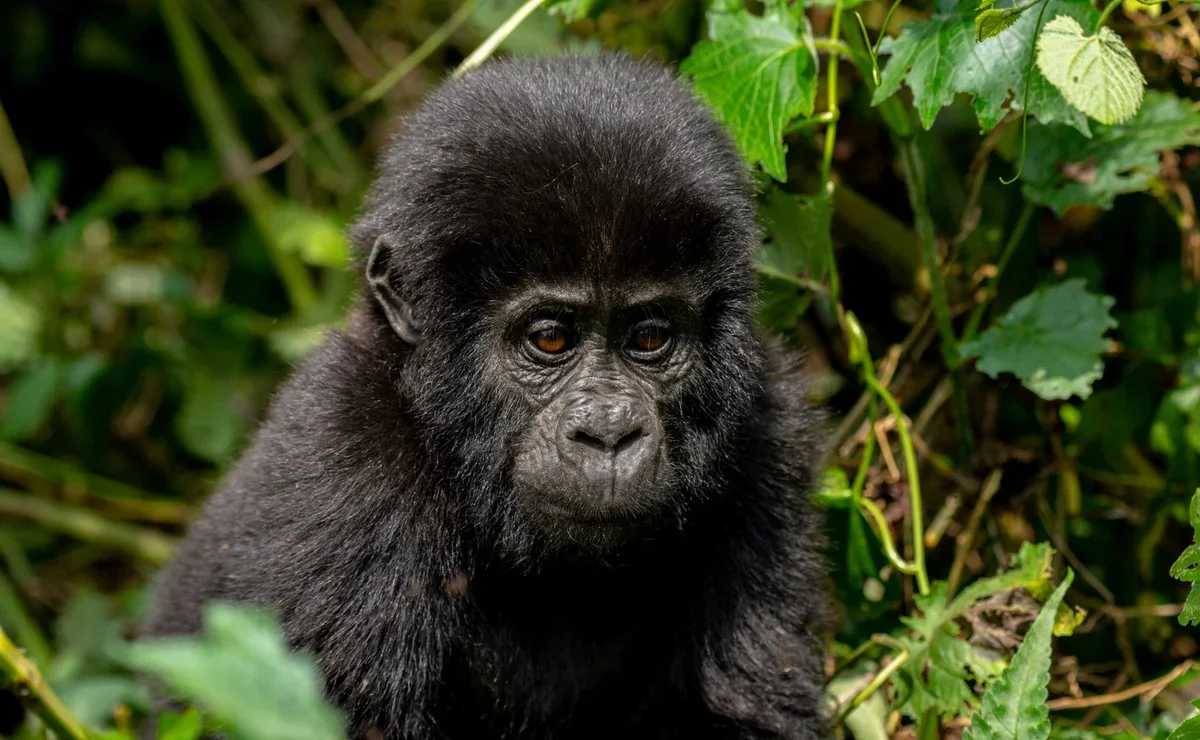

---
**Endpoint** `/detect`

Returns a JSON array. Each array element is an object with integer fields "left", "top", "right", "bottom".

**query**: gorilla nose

[{"left": 557, "top": 400, "right": 660, "bottom": 495}]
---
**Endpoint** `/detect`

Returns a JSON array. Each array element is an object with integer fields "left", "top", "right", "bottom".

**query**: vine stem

[
  {"left": 455, "top": 0, "right": 550, "bottom": 77},
  {"left": 820, "top": 0, "right": 847, "bottom": 302},
  {"left": 835, "top": 647, "right": 911, "bottom": 724},
  {"left": 1094, "top": 0, "right": 1124, "bottom": 32},
  {"left": 961, "top": 200, "right": 1035, "bottom": 343},
  {"left": 0, "top": 624, "right": 87, "bottom": 740}
]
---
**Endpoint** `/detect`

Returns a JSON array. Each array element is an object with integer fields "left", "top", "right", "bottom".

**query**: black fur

[{"left": 141, "top": 53, "right": 830, "bottom": 739}]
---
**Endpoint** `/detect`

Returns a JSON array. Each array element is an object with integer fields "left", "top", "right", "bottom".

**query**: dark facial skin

[{"left": 501, "top": 285, "right": 696, "bottom": 545}]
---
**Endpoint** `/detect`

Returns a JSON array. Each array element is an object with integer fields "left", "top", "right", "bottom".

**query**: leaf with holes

[
  {"left": 960, "top": 279, "right": 1117, "bottom": 400},
  {"left": 963, "top": 570, "right": 1075, "bottom": 740},
  {"left": 873, "top": 0, "right": 1096, "bottom": 134},
  {"left": 681, "top": 0, "right": 818, "bottom": 180},
  {"left": 1036, "top": 15, "right": 1145, "bottom": 125}
]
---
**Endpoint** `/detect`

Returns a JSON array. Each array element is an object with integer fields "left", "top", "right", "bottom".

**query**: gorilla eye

[
  {"left": 628, "top": 322, "right": 671, "bottom": 357},
  {"left": 530, "top": 326, "right": 573, "bottom": 355}
]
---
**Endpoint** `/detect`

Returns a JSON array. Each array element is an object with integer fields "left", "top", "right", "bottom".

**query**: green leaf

[
  {"left": 759, "top": 187, "right": 835, "bottom": 284},
  {"left": 122, "top": 603, "right": 345, "bottom": 740},
  {"left": 274, "top": 204, "right": 350, "bottom": 269},
  {"left": 157, "top": 709, "right": 204, "bottom": 740},
  {"left": 1035, "top": 15, "right": 1145, "bottom": 125},
  {"left": 960, "top": 279, "right": 1117, "bottom": 401},
  {"left": 873, "top": 0, "right": 1096, "bottom": 134},
  {"left": 893, "top": 544, "right": 1060, "bottom": 721},
  {"left": 1021, "top": 91, "right": 1200, "bottom": 213},
  {"left": 1171, "top": 489, "right": 1200, "bottom": 626},
  {"left": 1168, "top": 700, "right": 1200, "bottom": 740},
  {"left": 0, "top": 281, "right": 41, "bottom": 371},
  {"left": 963, "top": 570, "right": 1074, "bottom": 740},
  {"left": 0, "top": 225, "right": 34, "bottom": 273},
  {"left": 174, "top": 374, "right": 244, "bottom": 464},
  {"left": 681, "top": 2, "right": 818, "bottom": 180},
  {"left": 546, "top": 0, "right": 613, "bottom": 20},
  {"left": 975, "top": 6, "right": 1025, "bottom": 41},
  {"left": 0, "top": 361, "right": 61, "bottom": 442}
]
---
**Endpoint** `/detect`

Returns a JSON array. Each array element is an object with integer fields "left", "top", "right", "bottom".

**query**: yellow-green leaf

[
  {"left": 1035, "top": 15, "right": 1145, "bottom": 125},
  {"left": 976, "top": 7, "right": 1023, "bottom": 40}
]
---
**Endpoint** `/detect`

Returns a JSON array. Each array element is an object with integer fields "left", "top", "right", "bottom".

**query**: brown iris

[
  {"left": 631, "top": 324, "right": 668, "bottom": 353},
  {"left": 532, "top": 326, "right": 570, "bottom": 354}
]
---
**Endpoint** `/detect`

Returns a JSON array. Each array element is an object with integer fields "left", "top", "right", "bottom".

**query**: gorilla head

[{"left": 354, "top": 54, "right": 764, "bottom": 554}]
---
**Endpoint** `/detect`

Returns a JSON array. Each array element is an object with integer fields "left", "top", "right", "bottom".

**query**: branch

[
  {"left": 0, "top": 487, "right": 175, "bottom": 565},
  {"left": 0, "top": 624, "right": 87, "bottom": 740}
]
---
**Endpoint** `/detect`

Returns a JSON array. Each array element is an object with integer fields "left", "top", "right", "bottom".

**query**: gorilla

[{"left": 141, "top": 53, "right": 829, "bottom": 740}]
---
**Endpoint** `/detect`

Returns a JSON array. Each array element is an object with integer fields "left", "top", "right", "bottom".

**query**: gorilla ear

[{"left": 366, "top": 237, "right": 422, "bottom": 345}]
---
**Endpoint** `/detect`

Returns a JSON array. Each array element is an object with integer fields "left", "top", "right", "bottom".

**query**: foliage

[
  {"left": 960, "top": 278, "right": 1117, "bottom": 400},
  {"left": 0, "top": 0, "right": 1198, "bottom": 738}
]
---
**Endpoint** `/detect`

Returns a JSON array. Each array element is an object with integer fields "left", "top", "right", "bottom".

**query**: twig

[
  {"left": 238, "top": 0, "right": 483, "bottom": 182},
  {"left": 962, "top": 200, "right": 1036, "bottom": 344},
  {"left": 1047, "top": 661, "right": 1194, "bottom": 711},
  {"left": 0, "top": 487, "right": 175, "bottom": 565},
  {"left": 946, "top": 468, "right": 1003, "bottom": 597},
  {"left": 312, "top": 0, "right": 386, "bottom": 81},
  {"left": 835, "top": 648, "right": 911, "bottom": 724},
  {"left": 159, "top": 0, "right": 318, "bottom": 313},
  {"left": 0, "top": 624, "right": 87, "bottom": 740},
  {"left": 454, "top": 0, "right": 549, "bottom": 78}
]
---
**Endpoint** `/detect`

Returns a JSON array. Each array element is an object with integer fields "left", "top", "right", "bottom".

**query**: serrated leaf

[
  {"left": 960, "top": 279, "right": 1117, "bottom": 400},
  {"left": 1171, "top": 489, "right": 1200, "bottom": 626},
  {"left": 0, "top": 361, "right": 61, "bottom": 442},
  {"left": 681, "top": 3, "right": 818, "bottom": 180},
  {"left": 1168, "top": 701, "right": 1200, "bottom": 740},
  {"left": 1036, "top": 15, "right": 1145, "bottom": 125},
  {"left": 873, "top": 0, "right": 1096, "bottom": 134},
  {"left": 123, "top": 604, "right": 344, "bottom": 740},
  {"left": 1022, "top": 91, "right": 1200, "bottom": 213},
  {"left": 964, "top": 570, "right": 1074, "bottom": 740},
  {"left": 975, "top": 7, "right": 1024, "bottom": 41}
]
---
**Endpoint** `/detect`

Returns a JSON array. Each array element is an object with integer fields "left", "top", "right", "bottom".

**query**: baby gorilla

[{"left": 141, "top": 53, "right": 829, "bottom": 739}]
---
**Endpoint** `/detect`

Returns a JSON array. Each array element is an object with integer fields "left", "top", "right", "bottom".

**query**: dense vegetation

[{"left": 1, "top": 0, "right": 1199, "bottom": 738}]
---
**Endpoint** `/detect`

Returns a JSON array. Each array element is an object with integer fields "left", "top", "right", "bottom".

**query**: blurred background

[{"left": 0, "top": 0, "right": 1198, "bottom": 738}]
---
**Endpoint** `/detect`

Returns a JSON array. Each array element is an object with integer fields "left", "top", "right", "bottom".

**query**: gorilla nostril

[
  {"left": 613, "top": 428, "right": 643, "bottom": 456},
  {"left": 570, "top": 429, "right": 608, "bottom": 452}
]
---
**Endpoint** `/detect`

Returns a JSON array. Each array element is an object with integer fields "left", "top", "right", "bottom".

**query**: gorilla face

[
  {"left": 356, "top": 55, "right": 765, "bottom": 554},
  {"left": 500, "top": 285, "right": 695, "bottom": 545}
]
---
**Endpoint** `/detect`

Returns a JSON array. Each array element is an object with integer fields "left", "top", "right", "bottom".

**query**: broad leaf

[
  {"left": 0, "top": 281, "right": 41, "bottom": 371},
  {"left": 274, "top": 203, "right": 350, "bottom": 269},
  {"left": 960, "top": 279, "right": 1117, "bottom": 400},
  {"left": 964, "top": 570, "right": 1075, "bottom": 740},
  {"left": 873, "top": 0, "right": 1096, "bottom": 134},
  {"left": 123, "top": 603, "right": 344, "bottom": 740},
  {"left": 0, "top": 361, "right": 61, "bottom": 442},
  {"left": 759, "top": 187, "right": 834, "bottom": 283},
  {"left": 1170, "top": 489, "right": 1200, "bottom": 626},
  {"left": 174, "top": 374, "right": 244, "bottom": 464},
  {"left": 1036, "top": 15, "right": 1145, "bottom": 125},
  {"left": 1021, "top": 91, "right": 1200, "bottom": 213},
  {"left": 681, "top": 0, "right": 818, "bottom": 180},
  {"left": 1168, "top": 701, "right": 1200, "bottom": 740}
]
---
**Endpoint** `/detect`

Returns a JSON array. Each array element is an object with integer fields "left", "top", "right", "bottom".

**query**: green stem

[
  {"left": 861, "top": 374, "right": 931, "bottom": 595},
  {"left": 0, "top": 487, "right": 176, "bottom": 565},
  {"left": 364, "top": 0, "right": 483, "bottom": 100},
  {"left": 455, "top": 0, "right": 549, "bottom": 78},
  {"left": 873, "top": 0, "right": 906, "bottom": 58},
  {"left": 821, "top": 2, "right": 846, "bottom": 300},
  {"left": 159, "top": 0, "right": 318, "bottom": 314},
  {"left": 835, "top": 647, "right": 911, "bottom": 724},
  {"left": 0, "top": 95, "right": 30, "bottom": 198},
  {"left": 0, "top": 623, "right": 87, "bottom": 740},
  {"left": 0, "top": 570, "right": 49, "bottom": 667},
  {"left": 1094, "top": 0, "right": 1124, "bottom": 31},
  {"left": 961, "top": 200, "right": 1035, "bottom": 343}
]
